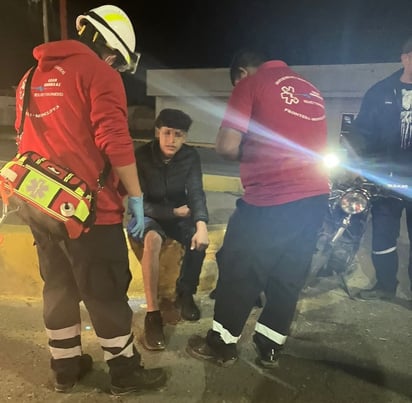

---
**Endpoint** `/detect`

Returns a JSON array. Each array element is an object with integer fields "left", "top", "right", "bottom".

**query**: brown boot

[{"left": 142, "top": 311, "right": 166, "bottom": 351}]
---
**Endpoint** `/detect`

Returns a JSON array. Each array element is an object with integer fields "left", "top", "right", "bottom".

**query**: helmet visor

[{"left": 115, "top": 51, "right": 141, "bottom": 74}]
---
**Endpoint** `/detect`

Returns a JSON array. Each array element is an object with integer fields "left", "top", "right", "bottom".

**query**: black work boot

[
  {"left": 253, "top": 332, "right": 282, "bottom": 369},
  {"left": 52, "top": 354, "right": 93, "bottom": 393},
  {"left": 142, "top": 311, "right": 166, "bottom": 351},
  {"left": 109, "top": 350, "right": 167, "bottom": 396},
  {"left": 175, "top": 293, "right": 200, "bottom": 321},
  {"left": 186, "top": 329, "right": 238, "bottom": 367},
  {"left": 358, "top": 285, "right": 396, "bottom": 301},
  {"left": 110, "top": 365, "right": 167, "bottom": 396},
  {"left": 110, "top": 366, "right": 167, "bottom": 396}
]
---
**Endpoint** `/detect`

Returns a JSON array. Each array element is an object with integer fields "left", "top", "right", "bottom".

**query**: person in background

[
  {"left": 128, "top": 108, "right": 209, "bottom": 350},
  {"left": 186, "top": 50, "right": 329, "bottom": 368},
  {"left": 14, "top": 5, "right": 166, "bottom": 396},
  {"left": 347, "top": 36, "right": 412, "bottom": 301}
]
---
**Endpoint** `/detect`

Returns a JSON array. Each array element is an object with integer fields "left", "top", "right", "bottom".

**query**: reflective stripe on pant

[
  {"left": 31, "top": 223, "right": 138, "bottom": 365},
  {"left": 213, "top": 195, "right": 328, "bottom": 346}
]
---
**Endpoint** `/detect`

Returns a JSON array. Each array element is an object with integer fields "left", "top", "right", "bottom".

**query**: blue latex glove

[{"left": 127, "top": 196, "right": 144, "bottom": 239}]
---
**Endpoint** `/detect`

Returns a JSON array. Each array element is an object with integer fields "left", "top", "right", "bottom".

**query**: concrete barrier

[
  {"left": 203, "top": 174, "right": 243, "bottom": 194},
  {"left": 0, "top": 171, "right": 234, "bottom": 299},
  {"left": 0, "top": 223, "right": 225, "bottom": 299}
]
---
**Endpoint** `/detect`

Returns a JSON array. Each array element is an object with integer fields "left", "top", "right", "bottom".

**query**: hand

[
  {"left": 190, "top": 225, "right": 209, "bottom": 251},
  {"left": 173, "top": 204, "right": 191, "bottom": 218},
  {"left": 127, "top": 196, "right": 144, "bottom": 239}
]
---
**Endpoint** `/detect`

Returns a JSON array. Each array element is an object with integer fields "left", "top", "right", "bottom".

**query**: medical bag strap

[
  {"left": 17, "top": 65, "right": 37, "bottom": 141},
  {"left": 97, "top": 159, "right": 111, "bottom": 189},
  {"left": 17, "top": 65, "right": 112, "bottom": 189}
]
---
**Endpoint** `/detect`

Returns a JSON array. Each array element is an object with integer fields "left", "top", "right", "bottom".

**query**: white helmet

[{"left": 76, "top": 5, "right": 140, "bottom": 73}]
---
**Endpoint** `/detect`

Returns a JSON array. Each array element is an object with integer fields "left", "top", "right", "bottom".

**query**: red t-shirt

[
  {"left": 15, "top": 40, "right": 135, "bottom": 224},
  {"left": 221, "top": 61, "right": 329, "bottom": 206}
]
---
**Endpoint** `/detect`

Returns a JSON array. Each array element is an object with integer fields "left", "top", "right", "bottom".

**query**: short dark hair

[
  {"left": 229, "top": 49, "right": 266, "bottom": 86},
  {"left": 154, "top": 109, "right": 192, "bottom": 132}
]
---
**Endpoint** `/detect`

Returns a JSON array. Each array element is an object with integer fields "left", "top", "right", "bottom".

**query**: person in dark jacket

[
  {"left": 346, "top": 36, "right": 412, "bottom": 300},
  {"left": 128, "top": 109, "right": 209, "bottom": 350}
]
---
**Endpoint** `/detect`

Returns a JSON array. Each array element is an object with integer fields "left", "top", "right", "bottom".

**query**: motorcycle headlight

[
  {"left": 323, "top": 153, "right": 340, "bottom": 168},
  {"left": 340, "top": 191, "right": 368, "bottom": 214}
]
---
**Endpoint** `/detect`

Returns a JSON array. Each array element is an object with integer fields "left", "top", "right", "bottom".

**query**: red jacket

[
  {"left": 221, "top": 61, "right": 329, "bottom": 206},
  {"left": 15, "top": 40, "right": 135, "bottom": 224}
]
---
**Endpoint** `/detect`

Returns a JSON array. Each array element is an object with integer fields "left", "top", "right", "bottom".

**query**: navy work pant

[
  {"left": 213, "top": 195, "right": 328, "bottom": 346},
  {"left": 371, "top": 197, "right": 412, "bottom": 293},
  {"left": 30, "top": 222, "right": 141, "bottom": 377}
]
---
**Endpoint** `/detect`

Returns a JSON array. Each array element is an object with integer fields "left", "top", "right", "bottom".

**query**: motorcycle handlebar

[{"left": 338, "top": 178, "right": 406, "bottom": 201}]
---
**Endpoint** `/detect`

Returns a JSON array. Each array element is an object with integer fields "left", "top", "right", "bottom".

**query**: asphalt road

[
  {"left": 0, "top": 280, "right": 411, "bottom": 403},
  {"left": 1, "top": 133, "right": 412, "bottom": 402}
]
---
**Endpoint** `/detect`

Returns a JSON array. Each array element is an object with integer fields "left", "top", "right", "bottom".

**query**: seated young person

[{"left": 128, "top": 109, "right": 209, "bottom": 350}]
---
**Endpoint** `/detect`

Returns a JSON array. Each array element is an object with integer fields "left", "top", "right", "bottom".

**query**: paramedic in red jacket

[
  {"left": 187, "top": 50, "right": 329, "bottom": 368},
  {"left": 14, "top": 5, "right": 165, "bottom": 396}
]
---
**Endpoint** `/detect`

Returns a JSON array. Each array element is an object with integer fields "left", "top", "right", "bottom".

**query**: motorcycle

[{"left": 307, "top": 152, "right": 405, "bottom": 296}]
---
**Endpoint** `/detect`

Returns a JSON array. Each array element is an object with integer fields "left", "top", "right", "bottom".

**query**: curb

[
  {"left": 203, "top": 174, "right": 242, "bottom": 194},
  {"left": 0, "top": 224, "right": 226, "bottom": 299}
]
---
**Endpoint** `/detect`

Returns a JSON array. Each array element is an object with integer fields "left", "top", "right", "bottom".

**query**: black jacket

[
  {"left": 135, "top": 140, "right": 209, "bottom": 223},
  {"left": 348, "top": 68, "right": 412, "bottom": 178}
]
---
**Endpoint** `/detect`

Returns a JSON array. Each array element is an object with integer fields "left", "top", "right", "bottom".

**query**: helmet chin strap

[{"left": 104, "top": 54, "right": 116, "bottom": 67}]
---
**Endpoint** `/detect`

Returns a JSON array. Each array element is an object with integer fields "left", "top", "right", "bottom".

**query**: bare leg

[{"left": 141, "top": 231, "right": 163, "bottom": 312}]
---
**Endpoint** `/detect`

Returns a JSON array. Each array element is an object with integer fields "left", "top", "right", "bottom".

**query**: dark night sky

[{"left": 1, "top": 0, "right": 412, "bottom": 104}]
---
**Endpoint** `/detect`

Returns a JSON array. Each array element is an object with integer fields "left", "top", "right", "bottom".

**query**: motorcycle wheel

[
  {"left": 322, "top": 237, "right": 361, "bottom": 275},
  {"left": 308, "top": 230, "right": 333, "bottom": 278}
]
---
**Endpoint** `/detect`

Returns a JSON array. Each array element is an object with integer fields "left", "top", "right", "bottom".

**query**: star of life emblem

[
  {"left": 281, "top": 86, "right": 299, "bottom": 105},
  {"left": 27, "top": 178, "right": 49, "bottom": 199}
]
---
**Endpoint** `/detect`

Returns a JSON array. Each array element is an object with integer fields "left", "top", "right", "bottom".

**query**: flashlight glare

[{"left": 323, "top": 153, "right": 340, "bottom": 168}]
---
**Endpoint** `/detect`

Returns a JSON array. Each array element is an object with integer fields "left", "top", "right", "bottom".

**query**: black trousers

[
  {"left": 144, "top": 217, "right": 206, "bottom": 295},
  {"left": 30, "top": 222, "right": 140, "bottom": 374},
  {"left": 371, "top": 197, "right": 412, "bottom": 293},
  {"left": 213, "top": 195, "right": 328, "bottom": 345}
]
